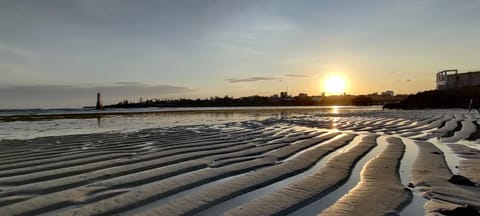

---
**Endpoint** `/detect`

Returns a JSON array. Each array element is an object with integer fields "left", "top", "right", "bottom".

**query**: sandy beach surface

[{"left": 0, "top": 108, "right": 479, "bottom": 216}]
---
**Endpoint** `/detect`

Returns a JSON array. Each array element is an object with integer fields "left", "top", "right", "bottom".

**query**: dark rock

[
  {"left": 384, "top": 210, "right": 400, "bottom": 216},
  {"left": 448, "top": 175, "right": 477, "bottom": 186},
  {"left": 439, "top": 205, "right": 480, "bottom": 216},
  {"left": 431, "top": 151, "right": 441, "bottom": 155},
  {"left": 407, "top": 182, "right": 415, "bottom": 188}
]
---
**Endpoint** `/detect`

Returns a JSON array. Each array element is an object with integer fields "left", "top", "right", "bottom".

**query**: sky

[{"left": 1, "top": 0, "right": 480, "bottom": 108}]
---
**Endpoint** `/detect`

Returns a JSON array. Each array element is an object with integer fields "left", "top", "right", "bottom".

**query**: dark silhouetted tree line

[{"left": 106, "top": 94, "right": 406, "bottom": 108}]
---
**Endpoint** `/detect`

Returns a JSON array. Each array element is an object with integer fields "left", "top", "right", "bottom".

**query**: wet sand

[{"left": 0, "top": 110, "right": 479, "bottom": 215}]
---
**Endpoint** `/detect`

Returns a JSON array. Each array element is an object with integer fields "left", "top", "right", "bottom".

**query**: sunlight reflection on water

[{"left": 0, "top": 106, "right": 380, "bottom": 140}]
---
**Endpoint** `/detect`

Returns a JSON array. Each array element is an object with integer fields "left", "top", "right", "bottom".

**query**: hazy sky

[{"left": 1, "top": 0, "right": 480, "bottom": 108}]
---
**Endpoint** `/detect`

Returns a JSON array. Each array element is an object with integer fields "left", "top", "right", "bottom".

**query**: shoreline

[{"left": 0, "top": 105, "right": 380, "bottom": 122}]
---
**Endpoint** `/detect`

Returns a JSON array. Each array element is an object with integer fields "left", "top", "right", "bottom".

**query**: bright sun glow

[{"left": 324, "top": 76, "right": 346, "bottom": 95}]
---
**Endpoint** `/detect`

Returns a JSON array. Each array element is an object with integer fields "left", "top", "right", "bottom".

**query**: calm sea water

[{"left": 0, "top": 106, "right": 380, "bottom": 140}]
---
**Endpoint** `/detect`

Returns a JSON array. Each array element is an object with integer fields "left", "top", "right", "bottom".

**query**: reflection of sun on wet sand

[{"left": 0, "top": 110, "right": 479, "bottom": 215}]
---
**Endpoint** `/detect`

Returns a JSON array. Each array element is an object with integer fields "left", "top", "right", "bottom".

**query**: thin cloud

[
  {"left": 0, "top": 48, "right": 27, "bottom": 64},
  {"left": 1, "top": 84, "right": 193, "bottom": 95},
  {"left": 114, "top": 82, "right": 144, "bottom": 86},
  {"left": 227, "top": 77, "right": 280, "bottom": 83},
  {"left": 0, "top": 83, "right": 195, "bottom": 108},
  {"left": 285, "top": 74, "right": 311, "bottom": 78}
]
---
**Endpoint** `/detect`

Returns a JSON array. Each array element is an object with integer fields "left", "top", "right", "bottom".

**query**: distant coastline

[{"left": 105, "top": 94, "right": 407, "bottom": 109}]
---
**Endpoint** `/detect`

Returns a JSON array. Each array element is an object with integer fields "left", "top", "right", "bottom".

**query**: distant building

[
  {"left": 268, "top": 94, "right": 280, "bottom": 102},
  {"left": 311, "top": 96, "right": 323, "bottom": 102},
  {"left": 280, "top": 91, "right": 288, "bottom": 98},
  {"left": 297, "top": 93, "right": 308, "bottom": 101},
  {"left": 436, "top": 69, "right": 480, "bottom": 90},
  {"left": 381, "top": 90, "right": 394, "bottom": 96}
]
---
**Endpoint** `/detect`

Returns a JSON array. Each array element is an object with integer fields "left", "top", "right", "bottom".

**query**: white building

[{"left": 436, "top": 70, "right": 480, "bottom": 90}]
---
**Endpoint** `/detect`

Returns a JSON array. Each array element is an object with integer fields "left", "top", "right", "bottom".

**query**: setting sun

[{"left": 324, "top": 76, "right": 346, "bottom": 95}]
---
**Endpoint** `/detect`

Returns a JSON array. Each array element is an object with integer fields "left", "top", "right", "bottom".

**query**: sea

[{"left": 0, "top": 106, "right": 381, "bottom": 140}]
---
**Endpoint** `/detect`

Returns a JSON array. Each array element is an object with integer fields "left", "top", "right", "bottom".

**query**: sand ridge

[
  {"left": 223, "top": 135, "right": 378, "bottom": 216},
  {"left": 411, "top": 141, "right": 480, "bottom": 215},
  {"left": 319, "top": 137, "right": 410, "bottom": 216}
]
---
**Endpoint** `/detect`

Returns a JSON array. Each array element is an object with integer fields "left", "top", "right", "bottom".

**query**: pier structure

[{"left": 96, "top": 92, "right": 104, "bottom": 110}]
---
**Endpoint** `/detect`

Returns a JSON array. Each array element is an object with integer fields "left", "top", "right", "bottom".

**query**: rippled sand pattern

[{"left": 0, "top": 110, "right": 479, "bottom": 215}]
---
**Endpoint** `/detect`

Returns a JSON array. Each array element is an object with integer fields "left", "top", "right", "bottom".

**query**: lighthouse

[{"left": 96, "top": 92, "right": 104, "bottom": 110}]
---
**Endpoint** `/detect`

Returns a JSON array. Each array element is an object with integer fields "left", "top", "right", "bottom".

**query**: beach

[{"left": 0, "top": 107, "right": 479, "bottom": 216}]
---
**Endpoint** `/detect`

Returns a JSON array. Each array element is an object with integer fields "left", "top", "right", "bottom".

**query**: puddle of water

[
  {"left": 288, "top": 135, "right": 387, "bottom": 216},
  {"left": 398, "top": 138, "right": 427, "bottom": 216},
  {"left": 428, "top": 138, "right": 462, "bottom": 174}
]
